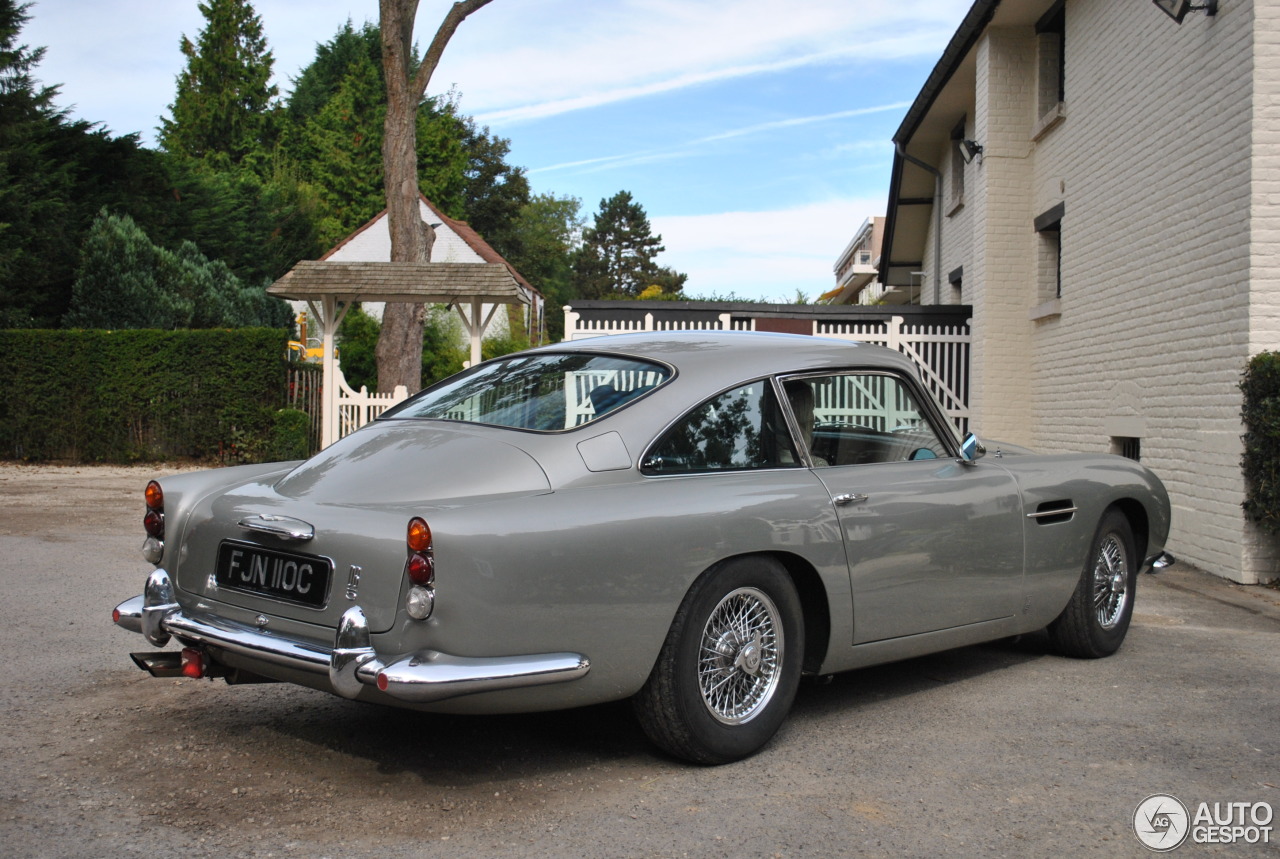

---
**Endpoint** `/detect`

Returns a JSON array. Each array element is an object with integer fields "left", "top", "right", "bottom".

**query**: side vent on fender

[{"left": 1027, "top": 500, "right": 1077, "bottom": 525}]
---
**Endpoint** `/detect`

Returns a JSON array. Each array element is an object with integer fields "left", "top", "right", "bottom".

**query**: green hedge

[
  {"left": 0, "top": 329, "right": 290, "bottom": 462},
  {"left": 1242, "top": 351, "right": 1280, "bottom": 534}
]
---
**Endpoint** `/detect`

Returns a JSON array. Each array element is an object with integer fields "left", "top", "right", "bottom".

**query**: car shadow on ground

[
  {"left": 75, "top": 632, "right": 1064, "bottom": 842},
  {"left": 145, "top": 631, "right": 1058, "bottom": 784},
  {"left": 789, "top": 630, "right": 1054, "bottom": 725}
]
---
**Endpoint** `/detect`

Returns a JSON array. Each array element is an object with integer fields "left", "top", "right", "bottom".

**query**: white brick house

[{"left": 878, "top": 0, "right": 1279, "bottom": 583}]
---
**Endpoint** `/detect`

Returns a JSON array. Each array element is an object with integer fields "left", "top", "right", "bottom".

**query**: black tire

[
  {"left": 632, "top": 556, "right": 804, "bottom": 764},
  {"left": 1047, "top": 509, "right": 1138, "bottom": 658}
]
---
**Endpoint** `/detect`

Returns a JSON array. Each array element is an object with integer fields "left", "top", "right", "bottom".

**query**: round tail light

[
  {"left": 407, "top": 518, "right": 431, "bottom": 552},
  {"left": 406, "top": 553, "right": 434, "bottom": 586},
  {"left": 145, "top": 480, "right": 163, "bottom": 510}
]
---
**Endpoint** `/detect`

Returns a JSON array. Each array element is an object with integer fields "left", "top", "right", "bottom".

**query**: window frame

[
  {"left": 379, "top": 349, "right": 677, "bottom": 435},
  {"left": 638, "top": 376, "right": 803, "bottom": 477},
  {"left": 1034, "top": 202, "right": 1065, "bottom": 302},
  {"left": 1034, "top": 1, "right": 1066, "bottom": 131},
  {"left": 776, "top": 369, "right": 963, "bottom": 469}
]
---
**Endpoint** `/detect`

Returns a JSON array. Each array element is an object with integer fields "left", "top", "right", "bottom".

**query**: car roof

[{"left": 531, "top": 331, "right": 922, "bottom": 384}]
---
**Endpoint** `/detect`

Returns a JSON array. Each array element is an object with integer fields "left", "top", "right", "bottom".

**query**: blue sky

[{"left": 23, "top": 0, "right": 972, "bottom": 302}]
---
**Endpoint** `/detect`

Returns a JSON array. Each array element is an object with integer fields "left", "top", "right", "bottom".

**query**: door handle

[{"left": 833, "top": 493, "right": 868, "bottom": 506}]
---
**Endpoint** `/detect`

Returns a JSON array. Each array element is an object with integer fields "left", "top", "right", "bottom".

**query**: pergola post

[
  {"left": 454, "top": 297, "right": 501, "bottom": 367},
  {"left": 308, "top": 295, "right": 350, "bottom": 449}
]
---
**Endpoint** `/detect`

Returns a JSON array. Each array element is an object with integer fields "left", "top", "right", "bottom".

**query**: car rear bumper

[{"left": 113, "top": 569, "right": 590, "bottom": 704}]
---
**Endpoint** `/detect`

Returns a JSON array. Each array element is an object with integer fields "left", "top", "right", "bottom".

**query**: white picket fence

[
  {"left": 335, "top": 367, "right": 408, "bottom": 440},
  {"left": 327, "top": 312, "right": 970, "bottom": 441},
  {"left": 813, "top": 317, "right": 971, "bottom": 433},
  {"left": 564, "top": 310, "right": 734, "bottom": 339},
  {"left": 564, "top": 309, "right": 971, "bottom": 433}
]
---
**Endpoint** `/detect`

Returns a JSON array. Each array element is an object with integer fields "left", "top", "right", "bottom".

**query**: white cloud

[
  {"left": 23, "top": 0, "right": 967, "bottom": 141},
  {"left": 651, "top": 198, "right": 884, "bottom": 302},
  {"left": 431, "top": 0, "right": 966, "bottom": 123}
]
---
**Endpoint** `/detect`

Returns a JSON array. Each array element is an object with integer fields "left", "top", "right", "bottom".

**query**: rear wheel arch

[{"left": 764, "top": 551, "right": 831, "bottom": 674}]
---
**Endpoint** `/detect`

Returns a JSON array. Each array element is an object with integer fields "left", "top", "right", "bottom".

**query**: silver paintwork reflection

[{"left": 112, "top": 332, "right": 1174, "bottom": 718}]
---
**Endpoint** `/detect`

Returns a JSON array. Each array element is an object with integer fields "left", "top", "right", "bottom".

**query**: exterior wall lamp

[
  {"left": 1152, "top": 0, "right": 1218, "bottom": 23},
  {"left": 958, "top": 139, "right": 983, "bottom": 164}
]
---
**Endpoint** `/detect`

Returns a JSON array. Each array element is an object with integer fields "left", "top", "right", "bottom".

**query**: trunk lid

[{"left": 172, "top": 421, "right": 550, "bottom": 632}]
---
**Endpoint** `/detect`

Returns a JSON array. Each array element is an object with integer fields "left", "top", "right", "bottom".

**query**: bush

[
  {"left": 0, "top": 328, "right": 289, "bottom": 462},
  {"left": 269, "top": 409, "right": 312, "bottom": 462},
  {"left": 1241, "top": 351, "right": 1280, "bottom": 533}
]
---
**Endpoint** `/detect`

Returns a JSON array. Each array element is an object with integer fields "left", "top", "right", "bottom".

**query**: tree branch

[{"left": 410, "top": 0, "right": 496, "bottom": 99}]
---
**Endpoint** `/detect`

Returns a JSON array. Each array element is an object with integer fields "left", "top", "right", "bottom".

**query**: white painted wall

[
  {"left": 914, "top": 0, "right": 1277, "bottom": 582},
  {"left": 297, "top": 200, "right": 513, "bottom": 343}
]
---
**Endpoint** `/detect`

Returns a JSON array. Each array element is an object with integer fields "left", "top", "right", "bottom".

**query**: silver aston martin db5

[{"left": 114, "top": 332, "right": 1173, "bottom": 763}]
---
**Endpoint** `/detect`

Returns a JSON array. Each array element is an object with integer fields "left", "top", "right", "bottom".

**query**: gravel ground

[{"left": 0, "top": 463, "right": 1277, "bottom": 858}]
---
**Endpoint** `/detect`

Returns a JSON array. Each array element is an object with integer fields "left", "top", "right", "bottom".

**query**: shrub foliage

[
  {"left": 1241, "top": 351, "right": 1280, "bottom": 533},
  {"left": 0, "top": 328, "right": 289, "bottom": 462}
]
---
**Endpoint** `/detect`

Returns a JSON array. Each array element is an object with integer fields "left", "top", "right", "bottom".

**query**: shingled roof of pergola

[{"left": 268, "top": 260, "right": 532, "bottom": 305}]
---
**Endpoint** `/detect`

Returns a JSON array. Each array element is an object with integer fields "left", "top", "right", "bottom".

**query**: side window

[
  {"left": 642, "top": 381, "right": 798, "bottom": 474},
  {"left": 784, "top": 373, "right": 950, "bottom": 467}
]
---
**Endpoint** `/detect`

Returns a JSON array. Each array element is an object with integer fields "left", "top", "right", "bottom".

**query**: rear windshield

[{"left": 381, "top": 352, "right": 672, "bottom": 432}]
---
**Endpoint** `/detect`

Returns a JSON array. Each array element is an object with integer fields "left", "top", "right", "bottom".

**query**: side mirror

[{"left": 960, "top": 432, "right": 986, "bottom": 463}]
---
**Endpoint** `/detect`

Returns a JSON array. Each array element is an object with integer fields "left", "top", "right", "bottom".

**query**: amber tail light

[
  {"left": 142, "top": 480, "right": 165, "bottom": 564},
  {"left": 404, "top": 517, "right": 435, "bottom": 620}
]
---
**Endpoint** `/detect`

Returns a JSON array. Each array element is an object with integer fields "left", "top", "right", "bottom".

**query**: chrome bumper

[
  {"left": 1144, "top": 551, "right": 1176, "bottom": 574},
  {"left": 113, "top": 569, "right": 590, "bottom": 704}
]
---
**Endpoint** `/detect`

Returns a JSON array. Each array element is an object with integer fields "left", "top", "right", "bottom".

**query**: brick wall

[
  {"left": 927, "top": 0, "right": 1275, "bottom": 582},
  {"left": 1247, "top": 0, "right": 1280, "bottom": 580}
]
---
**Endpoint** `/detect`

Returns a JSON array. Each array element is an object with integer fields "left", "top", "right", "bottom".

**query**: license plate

[{"left": 215, "top": 540, "right": 332, "bottom": 609}]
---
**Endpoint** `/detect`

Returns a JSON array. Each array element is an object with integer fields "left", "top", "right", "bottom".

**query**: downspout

[{"left": 894, "top": 141, "right": 944, "bottom": 305}]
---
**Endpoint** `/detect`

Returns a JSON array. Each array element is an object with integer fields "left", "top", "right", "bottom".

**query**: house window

[
  {"left": 1035, "top": 203, "right": 1064, "bottom": 301},
  {"left": 948, "top": 118, "right": 966, "bottom": 213},
  {"left": 1036, "top": 2, "right": 1065, "bottom": 123},
  {"left": 1111, "top": 437, "right": 1141, "bottom": 462}
]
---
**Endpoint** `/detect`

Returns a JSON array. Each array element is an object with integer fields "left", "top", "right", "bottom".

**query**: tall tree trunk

[{"left": 376, "top": 0, "right": 494, "bottom": 394}]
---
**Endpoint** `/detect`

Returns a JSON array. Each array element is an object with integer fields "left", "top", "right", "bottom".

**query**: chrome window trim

[{"left": 774, "top": 368, "right": 964, "bottom": 464}]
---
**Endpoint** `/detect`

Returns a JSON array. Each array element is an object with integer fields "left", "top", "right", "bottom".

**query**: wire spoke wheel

[
  {"left": 1048, "top": 508, "right": 1137, "bottom": 659},
  {"left": 697, "top": 587, "right": 783, "bottom": 725},
  {"left": 1091, "top": 534, "right": 1130, "bottom": 630},
  {"left": 632, "top": 557, "right": 803, "bottom": 763}
]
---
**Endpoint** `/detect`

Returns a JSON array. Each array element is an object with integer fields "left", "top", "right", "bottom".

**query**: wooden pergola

[{"left": 269, "top": 260, "right": 532, "bottom": 447}]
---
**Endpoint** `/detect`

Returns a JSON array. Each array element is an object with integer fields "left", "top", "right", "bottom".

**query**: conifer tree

[
  {"left": 572, "top": 191, "right": 686, "bottom": 298},
  {"left": 158, "top": 0, "right": 278, "bottom": 166}
]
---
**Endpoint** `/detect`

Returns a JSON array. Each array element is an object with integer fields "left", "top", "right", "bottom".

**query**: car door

[{"left": 781, "top": 371, "right": 1025, "bottom": 644}]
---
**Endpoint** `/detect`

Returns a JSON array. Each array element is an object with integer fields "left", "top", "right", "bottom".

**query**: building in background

[
  {"left": 876, "top": 0, "right": 1279, "bottom": 583},
  {"left": 306, "top": 196, "right": 543, "bottom": 345},
  {"left": 823, "top": 217, "right": 890, "bottom": 305}
]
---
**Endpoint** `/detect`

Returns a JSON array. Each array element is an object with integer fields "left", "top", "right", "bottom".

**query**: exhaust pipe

[
  {"left": 129, "top": 650, "right": 276, "bottom": 684},
  {"left": 130, "top": 651, "right": 184, "bottom": 677}
]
